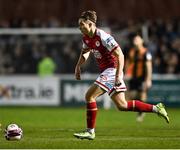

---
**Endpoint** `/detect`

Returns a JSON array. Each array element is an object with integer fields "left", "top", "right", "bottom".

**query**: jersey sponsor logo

[
  {"left": 92, "top": 49, "right": 102, "bottom": 59},
  {"left": 95, "top": 41, "right": 100, "bottom": 47}
]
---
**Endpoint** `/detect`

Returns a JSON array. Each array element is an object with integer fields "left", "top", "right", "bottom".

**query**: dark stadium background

[
  {"left": 0, "top": 0, "right": 180, "bottom": 149},
  {"left": 0, "top": 0, "right": 179, "bottom": 105},
  {"left": 0, "top": 0, "right": 179, "bottom": 74}
]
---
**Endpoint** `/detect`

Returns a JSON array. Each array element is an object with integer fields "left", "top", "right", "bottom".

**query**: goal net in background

[{"left": 0, "top": 28, "right": 110, "bottom": 74}]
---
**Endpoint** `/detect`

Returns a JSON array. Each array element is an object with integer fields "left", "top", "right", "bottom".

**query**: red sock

[
  {"left": 127, "top": 100, "right": 153, "bottom": 112},
  {"left": 87, "top": 101, "right": 97, "bottom": 129}
]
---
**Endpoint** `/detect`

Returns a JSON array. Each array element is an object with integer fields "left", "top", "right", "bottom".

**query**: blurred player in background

[
  {"left": 74, "top": 10, "right": 169, "bottom": 140},
  {"left": 125, "top": 35, "right": 152, "bottom": 122}
]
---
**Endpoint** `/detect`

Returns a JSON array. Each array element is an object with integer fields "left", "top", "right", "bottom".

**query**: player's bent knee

[
  {"left": 116, "top": 104, "right": 127, "bottom": 111},
  {"left": 111, "top": 94, "right": 128, "bottom": 111},
  {"left": 85, "top": 93, "right": 95, "bottom": 102},
  {"left": 113, "top": 99, "right": 128, "bottom": 111}
]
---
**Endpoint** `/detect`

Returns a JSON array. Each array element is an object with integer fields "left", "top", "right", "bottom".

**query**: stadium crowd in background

[{"left": 0, "top": 17, "right": 179, "bottom": 75}]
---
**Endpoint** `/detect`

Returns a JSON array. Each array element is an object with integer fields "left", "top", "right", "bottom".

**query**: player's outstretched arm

[{"left": 75, "top": 49, "right": 91, "bottom": 80}]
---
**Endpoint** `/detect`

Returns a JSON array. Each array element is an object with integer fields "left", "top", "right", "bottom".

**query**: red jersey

[{"left": 82, "top": 28, "right": 119, "bottom": 72}]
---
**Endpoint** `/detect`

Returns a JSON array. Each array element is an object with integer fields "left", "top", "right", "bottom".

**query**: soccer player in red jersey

[{"left": 74, "top": 10, "right": 169, "bottom": 140}]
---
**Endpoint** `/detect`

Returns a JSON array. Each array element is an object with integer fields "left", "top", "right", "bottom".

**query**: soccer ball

[{"left": 5, "top": 124, "right": 23, "bottom": 140}]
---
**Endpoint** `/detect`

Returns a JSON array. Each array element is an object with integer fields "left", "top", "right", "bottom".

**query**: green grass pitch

[{"left": 0, "top": 106, "right": 180, "bottom": 149}]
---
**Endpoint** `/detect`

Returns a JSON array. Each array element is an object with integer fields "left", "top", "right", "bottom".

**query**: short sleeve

[{"left": 100, "top": 31, "right": 119, "bottom": 52}]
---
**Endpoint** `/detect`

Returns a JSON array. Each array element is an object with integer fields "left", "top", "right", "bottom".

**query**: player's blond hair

[{"left": 80, "top": 10, "right": 97, "bottom": 24}]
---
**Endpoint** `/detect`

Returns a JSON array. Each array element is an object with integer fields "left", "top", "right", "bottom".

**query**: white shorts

[{"left": 94, "top": 68, "right": 127, "bottom": 97}]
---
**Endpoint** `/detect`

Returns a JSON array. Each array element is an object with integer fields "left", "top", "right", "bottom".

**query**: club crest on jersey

[{"left": 95, "top": 41, "right": 100, "bottom": 47}]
